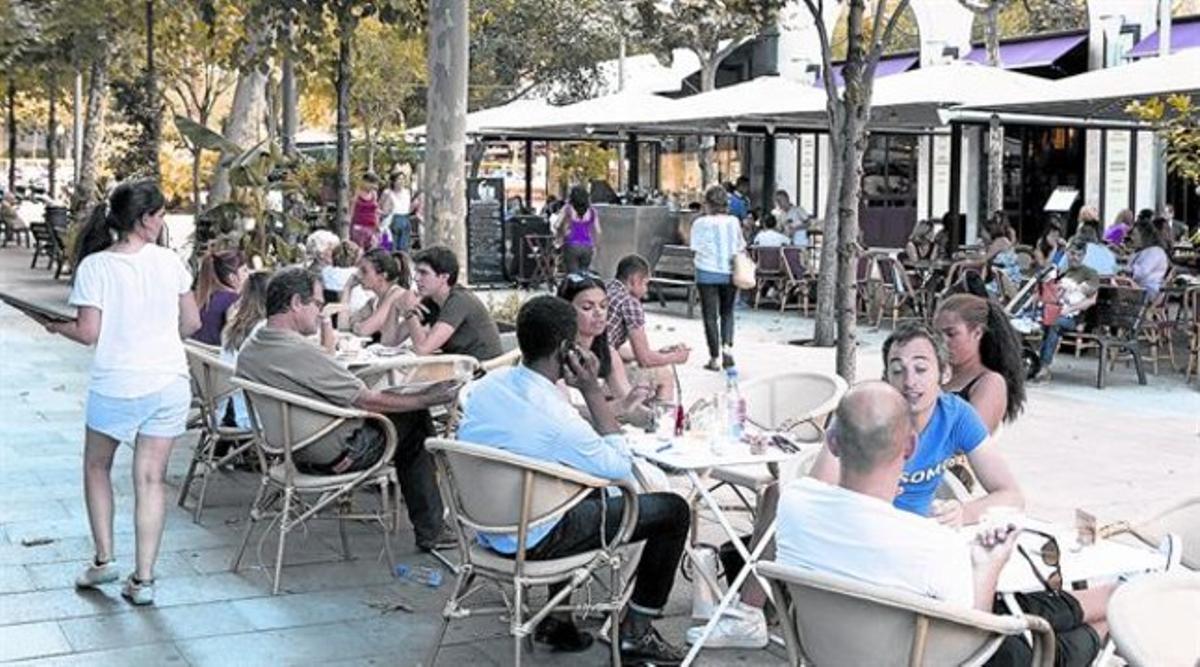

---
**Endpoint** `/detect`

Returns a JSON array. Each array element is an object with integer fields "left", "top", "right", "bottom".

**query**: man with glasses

[
  {"left": 399, "top": 245, "right": 504, "bottom": 361},
  {"left": 776, "top": 382, "right": 1115, "bottom": 667},
  {"left": 236, "top": 267, "right": 460, "bottom": 551}
]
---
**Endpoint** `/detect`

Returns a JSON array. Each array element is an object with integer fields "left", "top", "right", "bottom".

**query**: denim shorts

[{"left": 86, "top": 377, "right": 192, "bottom": 444}]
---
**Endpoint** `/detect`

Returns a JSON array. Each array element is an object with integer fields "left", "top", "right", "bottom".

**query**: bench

[
  {"left": 30, "top": 222, "right": 58, "bottom": 270},
  {"left": 47, "top": 217, "right": 72, "bottom": 279},
  {"left": 648, "top": 245, "right": 698, "bottom": 319}
]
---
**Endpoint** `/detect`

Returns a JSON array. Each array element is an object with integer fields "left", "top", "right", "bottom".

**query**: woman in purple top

[
  {"left": 192, "top": 247, "right": 247, "bottom": 346},
  {"left": 556, "top": 186, "right": 601, "bottom": 273},
  {"left": 1102, "top": 208, "right": 1133, "bottom": 246},
  {"left": 1126, "top": 219, "right": 1170, "bottom": 299}
]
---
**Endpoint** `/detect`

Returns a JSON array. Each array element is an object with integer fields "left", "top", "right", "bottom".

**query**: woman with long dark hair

[
  {"left": 47, "top": 180, "right": 201, "bottom": 605},
  {"left": 1126, "top": 219, "right": 1170, "bottom": 299},
  {"left": 557, "top": 273, "right": 654, "bottom": 427},
  {"left": 192, "top": 247, "right": 247, "bottom": 346},
  {"left": 933, "top": 294, "right": 1026, "bottom": 433},
  {"left": 556, "top": 186, "right": 601, "bottom": 273},
  {"left": 343, "top": 248, "right": 410, "bottom": 346}
]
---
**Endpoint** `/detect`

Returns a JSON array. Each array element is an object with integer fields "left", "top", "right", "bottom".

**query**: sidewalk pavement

[{"left": 1, "top": 235, "right": 1196, "bottom": 665}]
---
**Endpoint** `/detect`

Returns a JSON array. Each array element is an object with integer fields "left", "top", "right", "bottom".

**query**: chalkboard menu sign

[{"left": 466, "top": 177, "right": 507, "bottom": 285}]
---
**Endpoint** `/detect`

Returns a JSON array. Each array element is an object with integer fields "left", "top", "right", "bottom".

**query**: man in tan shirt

[{"left": 236, "top": 267, "right": 459, "bottom": 551}]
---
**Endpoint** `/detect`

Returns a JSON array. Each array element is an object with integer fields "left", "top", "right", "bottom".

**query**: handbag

[{"left": 732, "top": 251, "right": 757, "bottom": 290}]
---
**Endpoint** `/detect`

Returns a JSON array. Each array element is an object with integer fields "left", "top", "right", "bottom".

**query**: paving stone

[
  {"left": 0, "top": 564, "right": 37, "bottom": 594},
  {"left": 5, "top": 641, "right": 189, "bottom": 666},
  {"left": 56, "top": 600, "right": 255, "bottom": 653},
  {"left": 0, "top": 621, "right": 72, "bottom": 662}
]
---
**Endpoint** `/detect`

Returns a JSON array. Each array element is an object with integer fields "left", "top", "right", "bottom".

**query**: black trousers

[
  {"left": 387, "top": 410, "right": 443, "bottom": 547},
  {"left": 697, "top": 282, "right": 737, "bottom": 359},
  {"left": 525, "top": 492, "right": 689, "bottom": 615},
  {"left": 563, "top": 244, "right": 594, "bottom": 273},
  {"left": 987, "top": 591, "right": 1102, "bottom": 667}
]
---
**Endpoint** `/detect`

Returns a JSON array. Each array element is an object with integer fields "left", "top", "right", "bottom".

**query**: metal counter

[{"left": 591, "top": 205, "right": 684, "bottom": 278}]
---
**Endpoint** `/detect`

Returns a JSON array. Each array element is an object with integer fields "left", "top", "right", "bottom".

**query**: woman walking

[
  {"left": 690, "top": 184, "right": 745, "bottom": 371},
  {"left": 46, "top": 180, "right": 201, "bottom": 605},
  {"left": 380, "top": 172, "right": 413, "bottom": 252},
  {"left": 349, "top": 173, "right": 382, "bottom": 251},
  {"left": 556, "top": 186, "right": 601, "bottom": 273}
]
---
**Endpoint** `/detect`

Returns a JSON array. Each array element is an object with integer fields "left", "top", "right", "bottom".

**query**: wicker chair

[{"left": 760, "top": 560, "right": 1056, "bottom": 667}]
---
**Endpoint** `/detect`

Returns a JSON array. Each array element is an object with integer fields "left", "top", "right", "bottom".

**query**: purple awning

[
  {"left": 964, "top": 33, "right": 1085, "bottom": 69},
  {"left": 1127, "top": 19, "right": 1200, "bottom": 58},
  {"left": 818, "top": 55, "right": 918, "bottom": 86}
]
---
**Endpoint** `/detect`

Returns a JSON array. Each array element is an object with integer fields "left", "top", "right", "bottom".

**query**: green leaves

[
  {"left": 174, "top": 115, "right": 241, "bottom": 155},
  {"left": 1129, "top": 95, "right": 1200, "bottom": 186}
]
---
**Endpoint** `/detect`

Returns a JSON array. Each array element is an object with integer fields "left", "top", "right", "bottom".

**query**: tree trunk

[
  {"left": 281, "top": 22, "right": 298, "bottom": 159},
  {"left": 191, "top": 150, "right": 202, "bottom": 212},
  {"left": 144, "top": 0, "right": 161, "bottom": 179},
  {"left": 812, "top": 132, "right": 842, "bottom": 347},
  {"left": 984, "top": 5, "right": 1004, "bottom": 217},
  {"left": 6, "top": 78, "right": 15, "bottom": 193},
  {"left": 365, "top": 123, "right": 375, "bottom": 175},
  {"left": 334, "top": 8, "right": 354, "bottom": 237},
  {"left": 71, "top": 51, "right": 110, "bottom": 220},
  {"left": 698, "top": 58, "right": 718, "bottom": 187},
  {"left": 47, "top": 72, "right": 57, "bottom": 200},
  {"left": 208, "top": 68, "right": 267, "bottom": 207},
  {"left": 424, "top": 0, "right": 470, "bottom": 260}
]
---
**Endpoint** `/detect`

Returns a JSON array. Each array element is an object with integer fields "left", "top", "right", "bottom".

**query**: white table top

[
  {"left": 628, "top": 431, "right": 809, "bottom": 471},
  {"left": 977, "top": 518, "right": 1168, "bottom": 593}
]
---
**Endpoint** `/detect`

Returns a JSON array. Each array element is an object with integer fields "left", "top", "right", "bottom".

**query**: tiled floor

[{"left": 1, "top": 236, "right": 1196, "bottom": 665}]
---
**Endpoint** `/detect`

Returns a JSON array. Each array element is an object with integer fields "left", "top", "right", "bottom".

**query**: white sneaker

[
  {"left": 121, "top": 575, "right": 155, "bottom": 606},
  {"left": 685, "top": 603, "right": 768, "bottom": 649},
  {"left": 74, "top": 560, "right": 119, "bottom": 589}
]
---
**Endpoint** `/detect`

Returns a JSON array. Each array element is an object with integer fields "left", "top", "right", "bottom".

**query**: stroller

[{"left": 1003, "top": 264, "right": 1059, "bottom": 379}]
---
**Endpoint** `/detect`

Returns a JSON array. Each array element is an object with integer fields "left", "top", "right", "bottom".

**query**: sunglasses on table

[{"left": 1016, "top": 528, "right": 1064, "bottom": 593}]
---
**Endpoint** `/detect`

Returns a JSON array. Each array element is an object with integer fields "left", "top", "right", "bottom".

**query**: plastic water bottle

[
  {"left": 393, "top": 564, "right": 443, "bottom": 587},
  {"left": 725, "top": 368, "right": 746, "bottom": 442}
]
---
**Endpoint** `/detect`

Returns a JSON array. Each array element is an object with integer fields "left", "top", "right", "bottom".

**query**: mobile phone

[{"left": 557, "top": 341, "right": 577, "bottom": 372}]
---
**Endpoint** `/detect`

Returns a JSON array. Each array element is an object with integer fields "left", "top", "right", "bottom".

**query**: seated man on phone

[
  {"left": 776, "top": 381, "right": 1115, "bottom": 667},
  {"left": 458, "top": 295, "right": 690, "bottom": 665}
]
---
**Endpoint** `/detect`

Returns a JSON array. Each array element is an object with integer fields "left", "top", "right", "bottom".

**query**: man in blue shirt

[
  {"left": 727, "top": 176, "right": 751, "bottom": 220},
  {"left": 458, "top": 296, "right": 689, "bottom": 664}
]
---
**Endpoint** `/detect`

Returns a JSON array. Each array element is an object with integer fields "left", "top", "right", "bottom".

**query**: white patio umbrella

[
  {"left": 952, "top": 49, "right": 1200, "bottom": 122},
  {"left": 864, "top": 60, "right": 1061, "bottom": 127},
  {"left": 488, "top": 90, "right": 685, "bottom": 135},
  {"left": 405, "top": 98, "right": 555, "bottom": 138}
]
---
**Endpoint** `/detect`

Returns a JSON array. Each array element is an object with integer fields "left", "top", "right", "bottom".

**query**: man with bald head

[{"left": 776, "top": 382, "right": 1113, "bottom": 667}]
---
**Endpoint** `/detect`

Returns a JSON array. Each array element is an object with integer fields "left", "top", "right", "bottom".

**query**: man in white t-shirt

[
  {"left": 772, "top": 190, "right": 811, "bottom": 248},
  {"left": 751, "top": 213, "right": 791, "bottom": 248},
  {"left": 777, "top": 382, "right": 1113, "bottom": 667}
]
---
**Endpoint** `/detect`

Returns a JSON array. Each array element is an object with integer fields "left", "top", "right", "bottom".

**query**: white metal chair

[
  {"left": 758, "top": 560, "right": 1056, "bottom": 667},
  {"left": 1107, "top": 571, "right": 1200, "bottom": 667},
  {"left": 229, "top": 377, "right": 401, "bottom": 594},
  {"left": 1110, "top": 496, "right": 1200, "bottom": 571},
  {"left": 707, "top": 371, "right": 849, "bottom": 517},
  {"left": 423, "top": 438, "right": 641, "bottom": 666},
  {"left": 178, "top": 342, "right": 257, "bottom": 523}
]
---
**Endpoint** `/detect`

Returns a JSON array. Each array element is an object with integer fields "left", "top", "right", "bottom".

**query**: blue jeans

[
  {"left": 1040, "top": 314, "right": 1077, "bottom": 368},
  {"left": 390, "top": 214, "right": 411, "bottom": 251}
]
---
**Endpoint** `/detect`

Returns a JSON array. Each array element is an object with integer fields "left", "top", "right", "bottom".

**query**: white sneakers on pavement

[
  {"left": 121, "top": 575, "right": 155, "bottom": 606},
  {"left": 685, "top": 601, "right": 769, "bottom": 649},
  {"left": 74, "top": 560, "right": 119, "bottom": 589}
]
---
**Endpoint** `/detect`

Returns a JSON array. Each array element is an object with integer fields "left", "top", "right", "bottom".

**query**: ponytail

[
  {"left": 74, "top": 201, "right": 115, "bottom": 264},
  {"left": 195, "top": 247, "right": 246, "bottom": 309},
  {"left": 979, "top": 299, "right": 1026, "bottom": 423}
]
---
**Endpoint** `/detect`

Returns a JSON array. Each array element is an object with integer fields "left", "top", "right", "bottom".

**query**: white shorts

[{"left": 86, "top": 377, "right": 192, "bottom": 444}]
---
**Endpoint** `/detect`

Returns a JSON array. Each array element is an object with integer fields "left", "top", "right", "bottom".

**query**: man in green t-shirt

[
  {"left": 1035, "top": 239, "right": 1100, "bottom": 382},
  {"left": 400, "top": 246, "right": 504, "bottom": 361}
]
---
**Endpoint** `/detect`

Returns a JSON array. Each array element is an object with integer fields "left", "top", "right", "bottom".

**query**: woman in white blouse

[{"left": 689, "top": 185, "right": 746, "bottom": 371}]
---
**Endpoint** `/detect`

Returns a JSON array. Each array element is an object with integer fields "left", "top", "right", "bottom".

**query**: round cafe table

[{"left": 1107, "top": 571, "right": 1200, "bottom": 667}]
